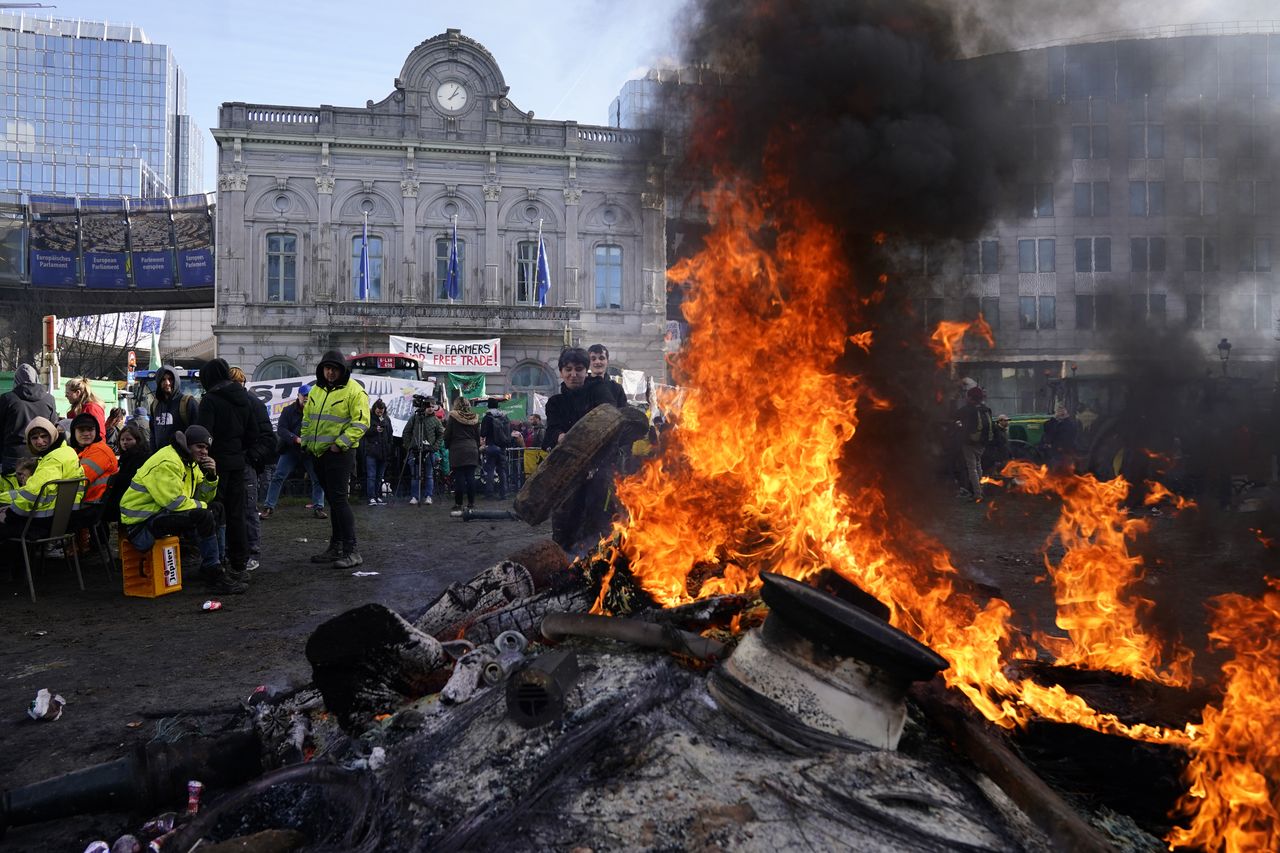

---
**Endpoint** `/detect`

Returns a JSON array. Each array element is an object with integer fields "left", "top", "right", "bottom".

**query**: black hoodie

[
  {"left": 194, "top": 357, "right": 259, "bottom": 472},
  {"left": 315, "top": 349, "right": 351, "bottom": 390},
  {"left": 0, "top": 364, "right": 57, "bottom": 472}
]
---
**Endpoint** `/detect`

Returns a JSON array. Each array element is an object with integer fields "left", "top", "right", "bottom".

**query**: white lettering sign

[{"left": 388, "top": 335, "right": 502, "bottom": 373}]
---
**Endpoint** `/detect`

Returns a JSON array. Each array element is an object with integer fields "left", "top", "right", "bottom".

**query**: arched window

[
  {"left": 509, "top": 360, "right": 557, "bottom": 395},
  {"left": 266, "top": 233, "right": 296, "bottom": 302},
  {"left": 253, "top": 357, "right": 302, "bottom": 381},
  {"left": 351, "top": 234, "right": 383, "bottom": 299},
  {"left": 594, "top": 244, "right": 622, "bottom": 309}
]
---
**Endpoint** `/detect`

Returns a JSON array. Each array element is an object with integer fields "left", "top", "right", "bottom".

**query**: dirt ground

[{"left": 0, "top": 481, "right": 1275, "bottom": 851}]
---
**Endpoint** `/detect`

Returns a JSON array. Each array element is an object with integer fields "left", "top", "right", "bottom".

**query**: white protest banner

[
  {"left": 388, "top": 334, "right": 502, "bottom": 373},
  {"left": 248, "top": 374, "right": 436, "bottom": 437}
]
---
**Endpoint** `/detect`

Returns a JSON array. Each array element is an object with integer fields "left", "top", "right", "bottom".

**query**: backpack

[
  {"left": 151, "top": 394, "right": 193, "bottom": 428},
  {"left": 487, "top": 411, "right": 511, "bottom": 448},
  {"left": 969, "top": 405, "right": 994, "bottom": 446}
]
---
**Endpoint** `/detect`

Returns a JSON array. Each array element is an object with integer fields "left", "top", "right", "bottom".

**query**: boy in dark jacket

[
  {"left": 364, "top": 399, "right": 392, "bottom": 505},
  {"left": 196, "top": 357, "right": 260, "bottom": 583},
  {"left": 149, "top": 365, "right": 199, "bottom": 452}
]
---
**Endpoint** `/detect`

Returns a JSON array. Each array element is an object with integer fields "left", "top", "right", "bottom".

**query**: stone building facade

[{"left": 211, "top": 29, "right": 665, "bottom": 398}]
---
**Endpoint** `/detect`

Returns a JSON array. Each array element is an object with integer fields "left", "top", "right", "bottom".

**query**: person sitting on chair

[
  {"left": 0, "top": 417, "right": 84, "bottom": 540},
  {"left": 69, "top": 412, "right": 119, "bottom": 503}
]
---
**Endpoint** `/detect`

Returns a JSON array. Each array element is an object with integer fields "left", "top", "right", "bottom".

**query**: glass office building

[{"left": 0, "top": 12, "right": 203, "bottom": 198}]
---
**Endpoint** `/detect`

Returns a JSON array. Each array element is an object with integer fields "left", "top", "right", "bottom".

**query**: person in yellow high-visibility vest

[
  {"left": 0, "top": 417, "right": 83, "bottom": 540},
  {"left": 302, "top": 350, "right": 369, "bottom": 569}
]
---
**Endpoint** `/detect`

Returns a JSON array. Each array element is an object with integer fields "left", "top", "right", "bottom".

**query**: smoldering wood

[
  {"left": 410, "top": 560, "right": 536, "bottom": 639},
  {"left": 910, "top": 678, "right": 1114, "bottom": 853},
  {"left": 460, "top": 585, "right": 595, "bottom": 645},
  {"left": 304, "top": 603, "right": 447, "bottom": 731}
]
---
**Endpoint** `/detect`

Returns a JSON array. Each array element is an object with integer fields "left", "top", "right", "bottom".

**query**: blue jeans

[
  {"left": 408, "top": 448, "right": 434, "bottom": 500},
  {"left": 482, "top": 445, "right": 508, "bottom": 498},
  {"left": 263, "top": 449, "right": 324, "bottom": 509},
  {"left": 365, "top": 455, "right": 387, "bottom": 500}
]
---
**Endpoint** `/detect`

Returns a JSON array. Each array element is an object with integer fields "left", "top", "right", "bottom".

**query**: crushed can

[
  {"left": 185, "top": 779, "right": 203, "bottom": 815},
  {"left": 201, "top": 600, "right": 222, "bottom": 612}
]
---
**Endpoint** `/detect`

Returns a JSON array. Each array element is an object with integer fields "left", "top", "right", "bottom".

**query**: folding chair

[
  {"left": 71, "top": 473, "right": 116, "bottom": 578},
  {"left": 15, "top": 477, "right": 85, "bottom": 603}
]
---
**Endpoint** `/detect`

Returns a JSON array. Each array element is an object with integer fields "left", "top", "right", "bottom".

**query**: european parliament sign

[{"left": 21, "top": 194, "right": 214, "bottom": 289}]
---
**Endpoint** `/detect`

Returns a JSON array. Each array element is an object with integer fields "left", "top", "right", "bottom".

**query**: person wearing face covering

[{"left": 195, "top": 357, "right": 260, "bottom": 586}]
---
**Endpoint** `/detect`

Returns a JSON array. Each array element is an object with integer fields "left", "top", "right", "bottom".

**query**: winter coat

[
  {"left": 0, "top": 364, "right": 57, "bottom": 472},
  {"left": 70, "top": 412, "right": 119, "bottom": 503},
  {"left": 102, "top": 442, "right": 150, "bottom": 525},
  {"left": 244, "top": 391, "right": 278, "bottom": 473},
  {"left": 194, "top": 358, "right": 259, "bottom": 473},
  {"left": 3, "top": 418, "right": 83, "bottom": 517},
  {"left": 403, "top": 410, "right": 444, "bottom": 452},
  {"left": 149, "top": 365, "right": 199, "bottom": 452},
  {"left": 365, "top": 411, "right": 393, "bottom": 461},
  {"left": 543, "top": 381, "right": 615, "bottom": 449},
  {"left": 480, "top": 408, "right": 512, "bottom": 448},
  {"left": 120, "top": 437, "right": 218, "bottom": 529},
  {"left": 276, "top": 399, "right": 305, "bottom": 455},
  {"left": 586, "top": 374, "right": 628, "bottom": 409},
  {"left": 302, "top": 350, "right": 370, "bottom": 456},
  {"left": 443, "top": 402, "right": 481, "bottom": 469}
]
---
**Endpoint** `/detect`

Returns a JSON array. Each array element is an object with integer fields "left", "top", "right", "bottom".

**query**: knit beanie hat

[{"left": 183, "top": 425, "right": 213, "bottom": 447}]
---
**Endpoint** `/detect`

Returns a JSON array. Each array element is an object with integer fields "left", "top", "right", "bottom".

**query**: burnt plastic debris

[
  {"left": 461, "top": 507, "right": 520, "bottom": 521},
  {"left": 759, "top": 572, "right": 948, "bottom": 682},
  {"left": 0, "top": 730, "right": 261, "bottom": 833},
  {"left": 506, "top": 650, "right": 581, "bottom": 728}
]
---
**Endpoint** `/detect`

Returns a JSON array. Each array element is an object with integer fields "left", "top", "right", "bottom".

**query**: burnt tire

[{"left": 513, "top": 405, "right": 627, "bottom": 525}]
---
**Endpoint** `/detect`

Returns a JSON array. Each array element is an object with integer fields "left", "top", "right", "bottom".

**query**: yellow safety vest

[
  {"left": 302, "top": 381, "right": 370, "bottom": 455},
  {"left": 119, "top": 445, "right": 217, "bottom": 528},
  {"left": 4, "top": 444, "right": 82, "bottom": 517}
]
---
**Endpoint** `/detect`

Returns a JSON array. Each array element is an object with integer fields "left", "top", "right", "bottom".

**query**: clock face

[{"left": 435, "top": 81, "right": 468, "bottom": 112}]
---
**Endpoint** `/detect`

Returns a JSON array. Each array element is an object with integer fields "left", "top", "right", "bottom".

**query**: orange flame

[
  {"left": 928, "top": 317, "right": 994, "bottom": 365},
  {"left": 1005, "top": 461, "right": 1192, "bottom": 687},
  {"left": 1144, "top": 480, "right": 1196, "bottom": 511},
  {"left": 1168, "top": 578, "right": 1280, "bottom": 852}
]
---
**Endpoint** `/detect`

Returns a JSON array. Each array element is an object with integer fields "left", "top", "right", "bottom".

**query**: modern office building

[
  {"left": 0, "top": 11, "right": 204, "bottom": 198},
  {"left": 212, "top": 29, "right": 666, "bottom": 399}
]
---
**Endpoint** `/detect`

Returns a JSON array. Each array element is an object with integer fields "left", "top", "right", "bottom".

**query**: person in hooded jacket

[
  {"left": 229, "top": 366, "right": 276, "bottom": 572},
  {"left": 0, "top": 417, "right": 83, "bottom": 541},
  {"left": 302, "top": 351, "right": 370, "bottom": 569},
  {"left": 260, "top": 384, "right": 326, "bottom": 519},
  {"left": 120, "top": 425, "right": 242, "bottom": 594},
  {"left": 195, "top": 357, "right": 260, "bottom": 583},
  {"left": 0, "top": 363, "right": 56, "bottom": 474},
  {"left": 364, "top": 398, "right": 392, "bottom": 505},
  {"left": 149, "top": 365, "right": 199, "bottom": 452},
  {"left": 101, "top": 423, "right": 149, "bottom": 540},
  {"left": 443, "top": 395, "right": 481, "bottom": 516},
  {"left": 68, "top": 412, "right": 118, "bottom": 503}
]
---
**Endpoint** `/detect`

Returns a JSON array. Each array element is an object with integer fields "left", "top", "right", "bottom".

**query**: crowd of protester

[{"left": 0, "top": 343, "right": 650, "bottom": 596}]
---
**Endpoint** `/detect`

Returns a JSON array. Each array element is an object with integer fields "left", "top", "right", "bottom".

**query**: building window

[
  {"left": 1234, "top": 292, "right": 1274, "bottom": 330},
  {"left": 253, "top": 357, "right": 302, "bottom": 381},
  {"left": 594, "top": 244, "right": 623, "bottom": 309},
  {"left": 1075, "top": 237, "right": 1112, "bottom": 273},
  {"left": 1073, "top": 181, "right": 1110, "bottom": 217},
  {"left": 1183, "top": 122, "right": 1218, "bottom": 158},
  {"left": 1130, "top": 293, "right": 1167, "bottom": 326},
  {"left": 1131, "top": 237, "right": 1167, "bottom": 272},
  {"left": 350, "top": 234, "right": 383, "bottom": 300},
  {"left": 1185, "top": 292, "right": 1219, "bottom": 329},
  {"left": 435, "top": 236, "right": 466, "bottom": 301},
  {"left": 1185, "top": 236, "right": 1219, "bottom": 272},
  {"left": 922, "top": 297, "right": 944, "bottom": 328},
  {"left": 961, "top": 296, "right": 1001, "bottom": 329},
  {"left": 1236, "top": 181, "right": 1272, "bottom": 216},
  {"left": 1019, "top": 183, "right": 1055, "bottom": 218},
  {"left": 515, "top": 240, "right": 538, "bottom": 304},
  {"left": 1019, "top": 99, "right": 1056, "bottom": 162},
  {"left": 1018, "top": 238, "right": 1055, "bottom": 273},
  {"left": 1072, "top": 124, "right": 1109, "bottom": 159},
  {"left": 509, "top": 360, "right": 557, "bottom": 396},
  {"left": 1239, "top": 237, "right": 1272, "bottom": 273},
  {"left": 1129, "top": 122, "right": 1165, "bottom": 158},
  {"left": 266, "top": 233, "right": 296, "bottom": 302},
  {"left": 1184, "top": 181, "right": 1219, "bottom": 216},
  {"left": 1019, "top": 295, "right": 1055, "bottom": 330},
  {"left": 963, "top": 240, "right": 999, "bottom": 274},
  {"left": 1129, "top": 181, "right": 1165, "bottom": 216},
  {"left": 1076, "top": 294, "right": 1114, "bottom": 330}
]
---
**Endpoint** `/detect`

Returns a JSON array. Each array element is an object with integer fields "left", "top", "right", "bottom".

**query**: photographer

[{"left": 402, "top": 394, "right": 444, "bottom": 505}]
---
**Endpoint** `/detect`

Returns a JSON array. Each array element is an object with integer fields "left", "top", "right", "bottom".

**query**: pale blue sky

[{"left": 42, "top": 0, "right": 687, "bottom": 191}]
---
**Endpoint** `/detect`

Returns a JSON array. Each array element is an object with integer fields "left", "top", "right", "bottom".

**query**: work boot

[
  {"left": 311, "top": 543, "right": 342, "bottom": 564},
  {"left": 226, "top": 564, "right": 251, "bottom": 583},
  {"left": 332, "top": 551, "right": 363, "bottom": 569}
]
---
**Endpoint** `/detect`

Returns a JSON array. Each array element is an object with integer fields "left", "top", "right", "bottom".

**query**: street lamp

[{"left": 1217, "top": 337, "right": 1232, "bottom": 376}]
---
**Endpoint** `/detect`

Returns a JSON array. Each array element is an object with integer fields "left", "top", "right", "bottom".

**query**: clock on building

[{"left": 435, "top": 81, "right": 469, "bottom": 112}]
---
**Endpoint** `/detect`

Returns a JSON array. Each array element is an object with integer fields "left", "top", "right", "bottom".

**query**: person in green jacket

[
  {"left": 119, "top": 425, "right": 243, "bottom": 595},
  {"left": 0, "top": 417, "right": 83, "bottom": 540},
  {"left": 302, "top": 350, "right": 370, "bottom": 569}
]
